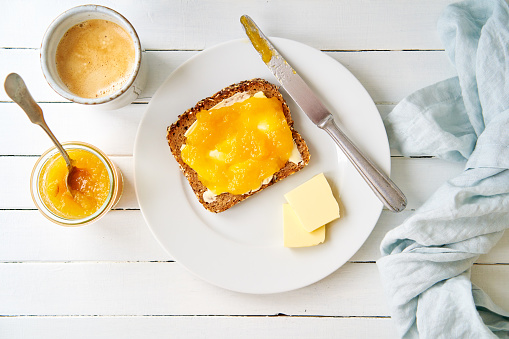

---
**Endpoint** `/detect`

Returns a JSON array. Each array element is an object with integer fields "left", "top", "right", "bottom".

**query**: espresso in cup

[{"left": 56, "top": 19, "right": 135, "bottom": 99}]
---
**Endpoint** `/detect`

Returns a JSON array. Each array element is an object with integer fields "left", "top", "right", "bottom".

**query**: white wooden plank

[
  {"left": 0, "top": 210, "right": 170, "bottom": 262},
  {"left": 0, "top": 262, "right": 390, "bottom": 316},
  {"left": 333, "top": 51, "right": 455, "bottom": 105},
  {"left": 0, "top": 206, "right": 386, "bottom": 261},
  {"left": 0, "top": 103, "right": 410, "bottom": 158},
  {"left": 2, "top": 0, "right": 454, "bottom": 50},
  {"left": 0, "top": 103, "right": 393, "bottom": 157},
  {"left": 0, "top": 208, "right": 394, "bottom": 263},
  {"left": 2, "top": 207, "right": 507, "bottom": 264},
  {"left": 0, "top": 50, "right": 455, "bottom": 104},
  {"left": 0, "top": 103, "right": 147, "bottom": 156},
  {"left": 1, "top": 261, "right": 507, "bottom": 318},
  {"left": 0, "top": 156, "right": 465, "bottom": 210},
  {"left": 0, "top": 316, "right": 398, "bottom": 339},
  {"left": 0, "top": 102, "right": 404, "bottom": 156}
]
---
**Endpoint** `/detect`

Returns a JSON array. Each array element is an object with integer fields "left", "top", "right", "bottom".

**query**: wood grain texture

[
  {"left": 2, "top": 0, "right": 454, "bottom": 50},
  {"left": 0, "top": 156, "right": 464, "bottom": 210},
  {"left": 0, "top": 50, "right": 456, "bottom": 104},
  {"left": 0, "top": 316, "right": 398, "bottom": 339},
  {"left": 0, "top": 262, "right": 507, "bottom": 318},
  {"left": 2, "top": 209, "right": 506, "bottom": 264},
  {"left": 0, "top": 262, "right": 390, "bottom": 316}
]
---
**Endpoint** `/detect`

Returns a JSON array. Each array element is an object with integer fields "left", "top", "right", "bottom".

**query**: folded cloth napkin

[{"left": 377, "top": 0, "right": 509, "bottom": 337}]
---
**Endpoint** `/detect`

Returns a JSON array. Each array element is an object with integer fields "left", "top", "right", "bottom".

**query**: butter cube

[
  {"left": 283, "top": 204, "right": 325, "bottom": 247},
  {"left": 284, "top": 173, "right": 340, "bottom": 232}
]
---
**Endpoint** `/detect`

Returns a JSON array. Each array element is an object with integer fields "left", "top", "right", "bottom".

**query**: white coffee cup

[{"left": 40, "top": 5, "right": 147, "bottom": 110}]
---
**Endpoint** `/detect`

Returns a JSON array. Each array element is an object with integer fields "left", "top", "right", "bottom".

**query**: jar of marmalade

[{"left": 30, "top": 142, "right": 123, "bottom": 226}]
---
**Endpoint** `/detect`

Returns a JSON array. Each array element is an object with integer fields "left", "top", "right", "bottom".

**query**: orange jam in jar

[
  {"left": 39, "top": 149, "right": 109, "bottom": 219},
  {"left": 181, "top": 94, "right": 294, "bottom": 195},
  {"left": 31, "top": 142, "right": 123, "bottom": 226}
]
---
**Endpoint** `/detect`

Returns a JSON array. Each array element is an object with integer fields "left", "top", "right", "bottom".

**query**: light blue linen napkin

[{"left": 377, "top": 0, "right": 509, "bottom": 337}]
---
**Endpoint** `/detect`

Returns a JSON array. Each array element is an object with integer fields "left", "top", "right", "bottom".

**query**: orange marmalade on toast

[{"left": 181, "top": 92, "right": 294, "bottom": 195}]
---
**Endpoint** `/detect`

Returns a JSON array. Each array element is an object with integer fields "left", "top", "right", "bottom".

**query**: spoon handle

[
  {"left": 4, "top": 73, "right": 73, "bottom": 171},
  {"left": 38, "top": 118, "right": 74, "bottom": 172}
]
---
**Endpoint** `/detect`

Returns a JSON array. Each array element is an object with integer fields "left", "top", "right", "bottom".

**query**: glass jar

[{"left": 30, "top": 141, "right": 123, "bottom": 226}]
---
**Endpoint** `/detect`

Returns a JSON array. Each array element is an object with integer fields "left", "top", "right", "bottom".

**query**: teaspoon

[{"left": 4, "top": 73, "right": 76, "bottom": 196}]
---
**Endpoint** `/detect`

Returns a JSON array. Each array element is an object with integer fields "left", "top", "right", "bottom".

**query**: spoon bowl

[{"left": 4, "top": 73, "right": 76, "bottom": 195}]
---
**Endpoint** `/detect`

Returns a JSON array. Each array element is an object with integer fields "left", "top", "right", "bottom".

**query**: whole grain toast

[{"left": 166, "top": 78, "right": 310, "bottom": 213}]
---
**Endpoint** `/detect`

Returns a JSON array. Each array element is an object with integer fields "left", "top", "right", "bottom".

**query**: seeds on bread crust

[{"left": 166, "top": 78, "right": 310, "bottom": 213}]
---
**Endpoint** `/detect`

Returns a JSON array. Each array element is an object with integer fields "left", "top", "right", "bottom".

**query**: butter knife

[{"left": 240, "top": 15, "right": 406, "bottom": 212}]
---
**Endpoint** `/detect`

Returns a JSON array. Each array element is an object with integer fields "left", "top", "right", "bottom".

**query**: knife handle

[{"left": 318, "top": 115, "right": 407, "bottom": 212}]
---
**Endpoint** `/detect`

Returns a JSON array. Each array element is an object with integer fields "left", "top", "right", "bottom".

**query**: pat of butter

[
  {"left": 283, "top": 204, "right": 325, "bottom": 247},
  {"left": 284, "top": 173, "right": 340, "bottom": 232}
]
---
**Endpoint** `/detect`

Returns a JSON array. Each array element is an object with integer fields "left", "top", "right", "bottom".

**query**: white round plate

[{"left": 134, "top": 38, "right": 389, "bottom": 294}]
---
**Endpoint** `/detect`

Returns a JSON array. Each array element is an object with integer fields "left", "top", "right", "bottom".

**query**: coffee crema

[{"left": 55, "top": 19, "right": 135, "bottom": 99}]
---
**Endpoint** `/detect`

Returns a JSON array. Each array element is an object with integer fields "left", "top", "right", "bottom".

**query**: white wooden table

[{"left": 1, "top": 1, "right": 508, "bottom": 337}]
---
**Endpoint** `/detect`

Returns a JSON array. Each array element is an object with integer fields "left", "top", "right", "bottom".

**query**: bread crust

[{"left": 166, "top": 78, "right": 310, "bottom": 213}]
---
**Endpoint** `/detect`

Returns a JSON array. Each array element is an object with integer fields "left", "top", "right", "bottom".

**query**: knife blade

[{"left": 240, "top": 15, "right": 407, "bottom": 212}]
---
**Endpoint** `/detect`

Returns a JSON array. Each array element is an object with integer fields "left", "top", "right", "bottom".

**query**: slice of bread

[{"left": 166, "top": 78, "right": 310, "bottom": 213}]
